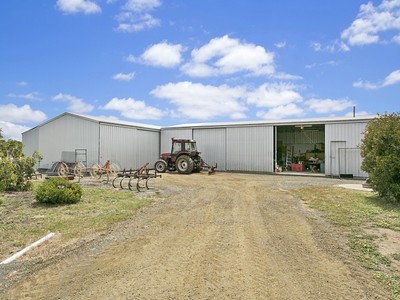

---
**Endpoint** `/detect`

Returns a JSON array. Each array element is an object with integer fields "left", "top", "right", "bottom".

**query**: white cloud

[
  {"left": 305, "top": 61, "right": 337, "bottom": 69},
  {"left": 135, "top": 42, "right": 184, "bottom": 68},
  {"left": 0, "top": 104, "right": 46, "bottom": 123},
  {"left": 56, "top": 0, "right": 101, "bottom": 15},
  {"left": 102, "top": 97, "right": 164, "bottom": 120},
  {"left": 151, "top": 81, "right": 248, "bottom": 120},
  {"left": 353, "top": 69, "right": 400, "bottom": 89},
  {"left": 115, "top": 13, "right": 160, "bottom": 32},
  {"left": 17, "top": 81, "right": 28, "bottom": 87},
  {"left": 256, "top": 104, "right": 304, "bottom": 120},
  {"left": 123, "top": 0, "right": 161, "bottom": 12},
  {"left": 246, "top": 83, "right": 303, "bottom": 108},
  {"left": 345, "top": 110, "right": 371, "bottom": 117},
  {"left": 310, "top": 40, "right": 350, "bottom": 53},
  {"left": 115, "top": 0, "right": 161, "bottom": 32},
  {"left": 53, "top": 93, "right": 94, "bottom": 113},
  {"left": 353, "top": 80, "right": 379, "bottom": 90},
  {"left": 382, "top": 69, "right": 400, "bottom": 86},
  {"left": 0, "top": 121, "right": 30, "bottom": 141},
  {"left": 341, "top": 0, "right": 400, "bottom": 46},
  {"left": 112, "top": 72, "right": 135, "bottom": 81},
  {"left": 256, "top": 103, "right": 304, "bottom": 120},
  {"left": 306, "top": 98, "right": 354, "bottom": 114},
  {"left": 8, "top": 92, "right": 42, "bottom": 101},
  {"left": 274, "top": 41, "right": 286, "bottom": 48},
  {"left": 181, "top": 35, "right": 275, "bottom": 77},
  {"left": 393, "top": 34, "right": 400, "bottom": 43}
]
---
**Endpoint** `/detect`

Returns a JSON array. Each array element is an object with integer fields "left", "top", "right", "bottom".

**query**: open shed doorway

[{"left": 275, "top": 124, "right": 325, "bottom": 175}]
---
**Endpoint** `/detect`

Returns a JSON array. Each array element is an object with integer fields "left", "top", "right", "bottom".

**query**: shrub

[
  {"left": 360, "top": 113, "right": 400, "bottom": 202},
  {"left": 35, "top": 177, "right": 82, "bottom": 205},
  {"left": 0, "top": 129, "right": 42, "bottom": 192}
]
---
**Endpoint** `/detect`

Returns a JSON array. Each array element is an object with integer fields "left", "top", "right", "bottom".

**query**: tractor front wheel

[
  {"left": 155, "top": 160, "right": 167, "bottom": 173},
  {"left": 176, "top": 155, "right": 194, "bottom": 174}
]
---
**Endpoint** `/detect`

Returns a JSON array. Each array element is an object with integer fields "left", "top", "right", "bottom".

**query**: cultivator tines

[
  {"left": 113, "top": 163, "right": 161, "bottom": 192},
  {"left": 112, "top": 169, "right": 135, "bottom": 189}
]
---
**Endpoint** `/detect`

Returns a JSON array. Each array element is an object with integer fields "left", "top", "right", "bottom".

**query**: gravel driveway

[{"left": 2, "top": 172, "right": 388, "bottom": 299}]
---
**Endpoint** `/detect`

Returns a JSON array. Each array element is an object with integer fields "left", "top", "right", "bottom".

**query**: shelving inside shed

[{"left": 275, "top": 124, "right": 325, "bottom": 174}]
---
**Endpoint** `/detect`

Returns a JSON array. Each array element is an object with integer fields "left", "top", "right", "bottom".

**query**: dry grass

[
  {"left": 296, "top": 186, "right": 400, "bottom": 299},
  {"left": 0, "top": 181, "right": 152, "bottom": 262}
]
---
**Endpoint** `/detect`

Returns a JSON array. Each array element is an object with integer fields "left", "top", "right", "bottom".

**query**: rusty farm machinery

[
  {"left": 50, "top": 160, "right": 119, "bottom": 183},
  {"left": 112, "top": 163, "right": 161, "bottom": 192}
]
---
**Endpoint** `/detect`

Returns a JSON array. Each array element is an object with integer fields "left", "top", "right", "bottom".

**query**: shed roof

[
  {"left": 23, "top": 112, "right": 377, "bottom": 135},
  {"left": 23, "top": 112, "right": 161, "bottom": 134},
  {"left": 161, "top": 115, "right": 377, "bottom": 130}
]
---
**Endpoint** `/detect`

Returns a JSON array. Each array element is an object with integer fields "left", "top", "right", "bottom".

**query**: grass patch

[
  {"left": 0, "top": 182, "right": 152, "bottom": 260},
  {"left": 348, "top": 232, "right": 391, "bottom": 270},
  {"left": 296, "top": 186, "right": 400, "bottom": 298}
]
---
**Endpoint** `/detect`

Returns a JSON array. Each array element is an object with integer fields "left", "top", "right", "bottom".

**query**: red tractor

[{"left": 155, "top": 138, "right": 216, "bottom": 174}]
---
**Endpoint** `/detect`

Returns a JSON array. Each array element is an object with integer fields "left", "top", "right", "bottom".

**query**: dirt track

[{"left": 2, "top": 173, "right": 388, "bottom": 299}]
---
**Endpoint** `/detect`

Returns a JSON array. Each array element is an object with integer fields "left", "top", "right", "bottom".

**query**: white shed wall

[
  {"left": 22, "top": 127, "right": 39, "bottom": 157},
  {"left": 193, "top": 128, "right": 226, "bottom": 170},
  {"left": 38, "top": 114, "right": 99, "bottom": 168},
  {"left": 99, "top": 124, "right": 137, "bottom": 169},
  {"left": 226, "top": 126, "right": 274, "bottom": 172},
  {"left": 160, "top": 129, "right": 193, "bottom": 153},
  {"left": 325, "top": 122, "right": 368, "bottom": 177},
  {"left": 100, "top": 125, "right": 159, "bottom": 170},
  {"left": 136, "top": 129, "right": 160, "bottom": 168},
  {"left": 22, "top": 127, "right": 40, "bottom": 168}
]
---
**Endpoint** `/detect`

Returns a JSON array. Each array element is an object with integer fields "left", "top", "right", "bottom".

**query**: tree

[
  {"left": 360, "top": 113, "right": 400, "bottom": 202},
  {"left": 0, "top": 129, "right": 42, "bottom": 192}
]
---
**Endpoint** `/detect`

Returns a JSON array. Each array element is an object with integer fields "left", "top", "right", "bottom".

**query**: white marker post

[{"left": 1, "top": 232, "right": 55, "bottom": 265}]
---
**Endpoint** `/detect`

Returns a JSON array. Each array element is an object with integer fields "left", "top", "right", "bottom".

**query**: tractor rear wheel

[
  {"left": 155, "top": 160, "right": 167, "bottom": 173},
  {"left": 176, "top": 155, "right": 194, "bottom": 174}
]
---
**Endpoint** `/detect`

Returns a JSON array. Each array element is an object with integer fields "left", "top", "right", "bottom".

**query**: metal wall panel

[
  {"left": 99, "top": 125, "right": 160, "bottom": 170},
  {"left": 160, "top": 129, "right": 193, "bottom": 153},
  {"left": 22, "top": 127, "right": 40, "bottom": 168},
  {"left": 226, "top": 126, "right": 274, "bottom": 172},
  {"left": 99, "top": 124, "right": 137, "bottom": 170},
  {"left": 136, "top": 129, "right": 160, "bottom": 168},
  {"left": 193, "top": 128, "right": 226, "bottom": 170},
  {"left": 38, "top": 114, "right": 99, "bottom": 168},
  {"left": 325, "top": 122, "right": 369, "bottom": 177},
  {"left": 22, "top": 127, "right": 39, "bottom": 157}
]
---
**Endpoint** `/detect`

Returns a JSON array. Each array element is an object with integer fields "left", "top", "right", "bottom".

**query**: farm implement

[
  {"left": 155, "top": 138, "right": 217, "bottom": 175},
  {"left": 112, "top": 163, "right": 161, "bottom": 192},
  {"left": 48, "top": 160, "right": 120, "bottom": 183}
]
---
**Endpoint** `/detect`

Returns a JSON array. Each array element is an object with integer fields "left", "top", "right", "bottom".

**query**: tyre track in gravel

[{"left": 2, "top": 173, "right": 389, "bottom": 299}]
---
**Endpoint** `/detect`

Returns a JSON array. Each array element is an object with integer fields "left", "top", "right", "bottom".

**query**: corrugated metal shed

[
  {"left": 325, "top": 121, "right": 369, "bottom": 177},
  {"left": 226, "top": 126, "right": 274, "bottom": 172},
  {"left": 23, "top": 112, "right": 375, "bottom": 177},
  {"left": 161, "top": 115, "right": 375, "bottom": 176},
  {"left": 22, "top": 112, "right": 160, "bottom": 170},
  {"left": 193, "top": 128, "right": 227, "bottom": 170},
  {"left": 160, "top": 128, "right": 192, "bottom": 153}
]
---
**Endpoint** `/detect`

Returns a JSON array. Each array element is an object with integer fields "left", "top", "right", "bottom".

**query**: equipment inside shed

[{"left": 275, "top": 124, "right": 325, "bottom": 173}]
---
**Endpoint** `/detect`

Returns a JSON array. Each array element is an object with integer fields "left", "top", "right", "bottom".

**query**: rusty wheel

[
  {"left": 57, "top": 162, "right": 69, "bottom": 177},
  {"left": 89, "top": 163, "right": 101, "bottom": 179},
  {"left": 74, "top": 162, "right": 85, "bottom": 178}
]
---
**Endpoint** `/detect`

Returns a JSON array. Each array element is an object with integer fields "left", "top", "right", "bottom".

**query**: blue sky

[{"left": 1, "top": 0, "right": 399, "bottom": 140}]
